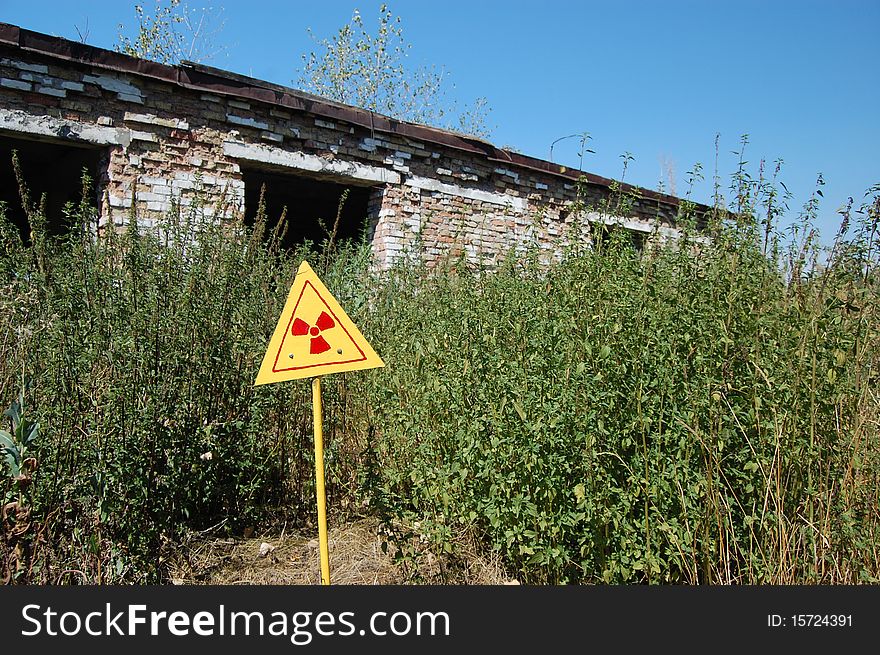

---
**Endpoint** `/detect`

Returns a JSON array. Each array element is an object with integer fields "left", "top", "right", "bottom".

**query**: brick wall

[{"left": 0, "top": 25, "right": 699, "bottom": 268}]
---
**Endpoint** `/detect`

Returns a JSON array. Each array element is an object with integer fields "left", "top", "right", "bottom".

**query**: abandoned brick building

[{"left": 0, "top": 22, "right": 704, "bottom": 268}]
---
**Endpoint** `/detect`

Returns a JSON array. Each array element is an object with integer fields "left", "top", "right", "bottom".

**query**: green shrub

[
  {"left": 0, "top": 174, "right": 380, "bottom": 582},
  {"left": 1, "top": 152, "right": 877, "bottom": 585},
  {"left": 365, "top": 187, "right": 880, "bottom": 584}
]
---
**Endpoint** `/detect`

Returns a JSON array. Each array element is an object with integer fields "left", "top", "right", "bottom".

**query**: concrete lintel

[
  {"left": 585, "top": 211, "right": 682, "bottom": 240},
  {"left": 0, "top": 107, "right": 129, "bottom": 146},
  {"left": 223, "top": 140, "right": 401, "bottom": 185},
  {"left": 405, "top": 174, "right": 527, "bottom": 211}
]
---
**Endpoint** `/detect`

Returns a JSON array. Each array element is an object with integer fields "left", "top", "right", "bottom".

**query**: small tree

[
  {"left": 298, "top": 4, "right": 492, "bottom": 138},
  {"left": 116, "top": 0, "right": 226, "bottom": 65}
]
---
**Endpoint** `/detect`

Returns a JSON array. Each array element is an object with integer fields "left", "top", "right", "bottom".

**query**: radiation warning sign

[{"left": 254, "top": 261, "right": 384, "bottom": 385}]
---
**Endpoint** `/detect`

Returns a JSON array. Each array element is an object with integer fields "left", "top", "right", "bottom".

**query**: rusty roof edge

[
  {"left": 485, "top": 153, "right": 706, "bottom": 211},
  {"left": 0, "top": 22, "right": 710, "bottom": 213},
  {"left": 194, "top": 69, "right": 709, "bottom": 215},
  {"left": 178, "top": 61, "right": 499, "bottom": 157},
  {"left": 6, "top": 23, "right": 182, "bottom": 83},
  {"left": 0, "top": 23, "right": 20, "bottom": 46},
  {"left": 190, "top": 63, "right": 700, "bottom": 212}
]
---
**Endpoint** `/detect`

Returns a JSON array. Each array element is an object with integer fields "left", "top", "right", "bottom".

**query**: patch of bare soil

[{"left": 169, "top": 517, "right": 515, "bottom": 585}]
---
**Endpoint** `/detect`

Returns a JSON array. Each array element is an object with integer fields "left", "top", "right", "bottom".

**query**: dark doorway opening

[
  {"left": 0, "top": 134, "right": 104, "bottom": 243},
  {"left": 595, "top": 223, "right": 646, "bottom": 253},
  {"left": 241, "top": 165, "right": 373, "bottom": 250}
]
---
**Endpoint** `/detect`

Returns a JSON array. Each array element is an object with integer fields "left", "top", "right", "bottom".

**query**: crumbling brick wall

[{"left": 0, "top": 23, "right": 697, "bottom": 268}]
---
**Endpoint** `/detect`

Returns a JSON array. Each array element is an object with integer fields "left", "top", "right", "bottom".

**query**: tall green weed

[
  {"left": 1, "top": 155, "right": 877, "bottom": 585},
  {"left": 0, "top": 175, "right": 379, "bottom": 582},
  {"left": 365, "top": 183, "right": 880, "bottom": 584}
]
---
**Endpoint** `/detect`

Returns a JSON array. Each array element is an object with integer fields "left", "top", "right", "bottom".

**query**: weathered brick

[
  {"left": 1, "top": 78, "right": 31, "bottom": 91},
  {"left": 0, "top": 27, "right": 689, "bottom": 269},
  {"left": 36, "top": 86, "right": 66, "bottom": 97},
  {"left": 226, "top": 114, "right": 269, "bottom": 130},
  {"left": 0, "top": 58, "right": 48, "bottom": 73}
]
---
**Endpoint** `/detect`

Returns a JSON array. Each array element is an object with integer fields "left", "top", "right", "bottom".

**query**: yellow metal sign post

[
  {"left": 311, "top": 376, "right": 330, "bottom": 585},
  {"left": 255, "top": 261, "right": 384, "bottom": 585}
]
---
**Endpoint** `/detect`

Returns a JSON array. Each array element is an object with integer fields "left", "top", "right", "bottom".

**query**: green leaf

[
  {"left": 24, "top": 421, "right": 39, "bottom": 446},
  {"left": 3, "top": 400, "right": 21, "bottom": 429},
  {"left": 1, "top": 435, "right": 21, "bottom": 477},
  {"left": 0, "top": 430, "right": 14, "bottom": 451}
]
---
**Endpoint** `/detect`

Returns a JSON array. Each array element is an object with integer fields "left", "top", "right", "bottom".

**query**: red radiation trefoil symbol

[{"left": 291, "top": 311, "right": 336, "bottom": 354}]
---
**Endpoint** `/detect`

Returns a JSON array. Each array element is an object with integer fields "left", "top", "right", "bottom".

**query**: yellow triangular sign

[{"left": 255, "top": 261, "right": 384, "bottom": 385}]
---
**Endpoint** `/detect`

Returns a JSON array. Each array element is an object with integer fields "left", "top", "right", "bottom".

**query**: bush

[
  {"left": 1, "top": 154, "right": 877, "bottom": 585},
  {"left": 365, "top": 190, "right": 880, "bottom": 584},
  {"left": 0, "top": 174, "right": 380, "bottom": 582}
]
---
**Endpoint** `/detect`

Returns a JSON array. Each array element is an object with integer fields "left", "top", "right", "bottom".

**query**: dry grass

[{"left": 168, "top": 517, "right": 514, "bottom": 585}]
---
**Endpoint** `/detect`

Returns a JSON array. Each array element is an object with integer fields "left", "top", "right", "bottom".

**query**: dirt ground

[{"left": 168, "top": 517, "right": 516, "bottom": 585}]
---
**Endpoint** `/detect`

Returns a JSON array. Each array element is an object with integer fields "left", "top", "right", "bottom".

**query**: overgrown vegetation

[
  {"left": 1, "top": 149, "right": 877, "bottom": 584},
  {"left": 368, "top": 215, "right": 880, "bottom": 584},
  {"left": 116, "top": 0, "right": 227, "bottom": 65},
  {"left": 113, "top": 2, "right": 492, "bottom": 138},
  {"left": 0, "top": 169, "right": 379, "bottom": 582},
  {"left": 298, "top": 3, "right": 492, "bottom": 138}
]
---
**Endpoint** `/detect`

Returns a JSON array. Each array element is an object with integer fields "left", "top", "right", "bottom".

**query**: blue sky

[{"left": 1, "top": 0, "right": 877, "bottom": 245}]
